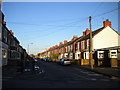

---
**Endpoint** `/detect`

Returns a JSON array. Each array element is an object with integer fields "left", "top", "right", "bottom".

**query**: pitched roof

[
  {"left": 80, "top": 27, "right": 104, "bottom": 41},
  {"left": 48, "top": 27, "right": 104, "bottom": 52},
  {"left": 47, "top": 26, "right": 119, "bottom": 52}
]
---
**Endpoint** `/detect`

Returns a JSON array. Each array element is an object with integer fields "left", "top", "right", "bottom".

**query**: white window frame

[
  {"left": 81, "top": 41, "right": 85, "bottom": 50},
  {"left": 71, "top": 45, "right": 73, "bottom": 51},
  {"left": 77, "top": 42, "right": 80, "bottom": 51},
  {"left": 87, "top": 39, "right": 90, "bottom": 50}
]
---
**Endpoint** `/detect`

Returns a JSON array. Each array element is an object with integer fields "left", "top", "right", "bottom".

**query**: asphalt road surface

[{"left": 2, "top": 59, "right": 120, "bottom": 88}]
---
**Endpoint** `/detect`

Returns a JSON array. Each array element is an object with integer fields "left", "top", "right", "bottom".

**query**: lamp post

[{"left": 27, "top": 43, "right": 33, "bottom": 55}]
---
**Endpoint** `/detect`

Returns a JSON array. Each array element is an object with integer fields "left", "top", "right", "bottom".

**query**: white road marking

[
  {"left": 2, "top": 77, "right": 13, "bottom": 79},
  {"left": 0, "top": 77, "right": 13, "bottom": 81},
  {"left": 1, "top": 79, "right": 8, "bottom": 81}
]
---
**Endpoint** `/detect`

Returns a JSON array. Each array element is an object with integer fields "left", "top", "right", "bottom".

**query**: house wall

[
  {"left": 75, "top": 51, "right": 81, "bottom": 59},
  {"left": 93, "top": 26, "right": 119, "bottom": 50},
  {"left": 0, "top": 41, "right": 2, "bottom": 67},
  {"left": 2, "top": 42, "right": 8, "bottom": 66}
]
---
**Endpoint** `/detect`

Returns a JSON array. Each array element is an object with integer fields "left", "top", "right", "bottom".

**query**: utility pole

[
  {"left": 89, "top": 16, "right": 94, "bottom": 69},
  {"left": 27, "top": 43, "right": 33, "bottom": 55}
]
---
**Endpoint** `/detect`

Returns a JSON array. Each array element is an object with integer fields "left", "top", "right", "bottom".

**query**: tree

[{"left": 50, "top": 54, "right": 58, "bottom": 61}]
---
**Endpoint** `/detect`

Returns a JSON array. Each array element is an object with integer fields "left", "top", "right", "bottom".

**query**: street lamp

[{"left": 27, "top": 43, "right": 33, "bottom": 55}]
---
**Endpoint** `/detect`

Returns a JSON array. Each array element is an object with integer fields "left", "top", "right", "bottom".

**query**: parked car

[
  {"left": 61, "top": 58, "right": 71, "bottom": 65},
  {"left": 57, "top": 58, "right": 71, "bottom": 65},
  {"left": 56, "top": 58, "right": 63, "bottom": 64},
  {"left": 44, "top": 58, "right": 52, "bottom": 62}
]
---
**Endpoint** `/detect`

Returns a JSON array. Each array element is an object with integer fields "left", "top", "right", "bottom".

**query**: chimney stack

[
  {"left": 3, "top": 21, "right": 6, "bottom": 25},
  {"left": 64, "top": 40, "right": 68, "bottom": 44},
  {"left": 85, "top": 28, "right": 91, "bottom": 35},
  {"left": 83, "top": 28, "right": 91, "bottom": 36},
  {"left": 9, "top": 30, "right": 14, "bottom": 35},
  {"left": 55, "top": 45, "right": 58, "bottom": 47},
  {"left": 59, "top": 42, "right": 63, "bottom": 46},
  {"left": 72, "top": 35, "right": 78, "bottom": 40},
  {"left": 103, "top": 19, "right": 112, "bottom": 27}
]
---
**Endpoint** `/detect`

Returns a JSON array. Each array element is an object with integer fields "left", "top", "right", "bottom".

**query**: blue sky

[{"left": 2, "top": 2, "right": 118, "bottom": 55}]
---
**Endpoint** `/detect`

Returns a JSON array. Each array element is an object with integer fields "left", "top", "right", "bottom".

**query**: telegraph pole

[
  {"left": 89, "top": 16, "right": 94, "bottom": 69},
  {"left": 27, "top": 43, "right": 33, "bottom": 55}
]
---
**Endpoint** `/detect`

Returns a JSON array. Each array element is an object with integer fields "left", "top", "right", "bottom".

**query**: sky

[{"left": 1, "top": 1, "right": 118, "bottom": 55}]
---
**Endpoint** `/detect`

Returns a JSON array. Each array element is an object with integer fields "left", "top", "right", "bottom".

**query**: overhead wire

[
  {"left": 92, "top": 7, "right": 119, "bottom": 19},
  {"left": 11, "top": 17, "right": 88, "bottom": 34},
  {"left": 14, "top": 5, "right": 119, "bottom": 40},
  {"left": 91, "top": 2, "right": 103, "bottom": 17},
  {"left": 8, "top": 4, "right": 119, "bottom": 46},
  {"left": 23, "top": 17, "right": 88, "bottom": 40}
]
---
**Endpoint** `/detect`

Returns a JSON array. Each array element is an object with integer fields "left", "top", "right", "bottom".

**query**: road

[{"left": 2, "top": 59, "right": 120, "bottom": 88}]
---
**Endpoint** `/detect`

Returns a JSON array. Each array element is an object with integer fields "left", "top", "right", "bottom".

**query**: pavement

[
  {"left": 2, "top": 65, "right": 21, "bottom": 76},
  {"left": 2, "top": 59, "right": 42, "bottom": 77},
  {"left": 72, "top": 64, "right": 120, "bottom": 78}
]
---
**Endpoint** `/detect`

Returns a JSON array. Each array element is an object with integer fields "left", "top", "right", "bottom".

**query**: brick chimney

[
  {"left": 59, "top": 42, "right": 63, "bottom": 46},
  {"left": 85, "top": 28, "right": 91, "bottom": 35},
  {"left": 64, "top": 40, "right": 68, "bottom": 44},
  {"left": 55, "top": 45, "right": 58, "bottom": 47},
  {"left": 9, "top": 30, "right": 14, "bottom": 35},
  {"left": 72, "top": 36, "right": 78, "bottom": 40},
  {"left": 3, "top": 21, "right": 6, "bottom": 25},
  {"left": 83, "top": 32, "right": 85, "bottom": 36},
  {"left": 103, "top": 19, "right": 112, "bottom": 27},
  {"left": 83, "top": 28, "right": 91, "bottom": 36}
]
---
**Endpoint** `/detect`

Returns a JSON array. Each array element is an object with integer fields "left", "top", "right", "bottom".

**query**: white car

[{"left": 60, "top": 58, "right": 71, "bottom": 65}]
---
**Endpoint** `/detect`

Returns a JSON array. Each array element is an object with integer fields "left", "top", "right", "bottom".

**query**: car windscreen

[{"left": 64, "top": 59, "right": 70, "bottom": 61}]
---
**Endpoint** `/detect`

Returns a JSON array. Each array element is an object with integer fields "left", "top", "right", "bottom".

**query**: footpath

[
  {"left": 72, "top": 64, "right": 120, "bottom": 78},
  {"left": 2, "top": 59, "right": 41, "bottom": 77},
  {"left": 2, "top": 65, "right": 21, "bottom": 77}
]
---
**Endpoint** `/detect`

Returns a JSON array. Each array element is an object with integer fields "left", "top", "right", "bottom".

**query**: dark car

[
  {"left": 56, "top": 58, "right": 63, "bottom": 64},
  {"left": 44, "top": 58, "right": 52, "bottom": 62},
  {"left": 57, "top": 58, "right": 71, "bottom": 65}
]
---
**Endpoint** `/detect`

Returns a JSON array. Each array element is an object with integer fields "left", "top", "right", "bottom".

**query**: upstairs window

[
  {"left": 81, "top": 41, "right": 85, "bottom": 50},
  {"left": 77, "top": 42, "right": 80, "bottom": 51},
  {"left": 87, "top": 39, "right": 90, "bottom": 50}
]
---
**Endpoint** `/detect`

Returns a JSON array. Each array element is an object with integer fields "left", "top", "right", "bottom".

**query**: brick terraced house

[
  {"left": 39, "top": 19, "right": 120, "bottom": 67},
  {"left": 1, "top": 10, "right": 28, "bottom": 66}
]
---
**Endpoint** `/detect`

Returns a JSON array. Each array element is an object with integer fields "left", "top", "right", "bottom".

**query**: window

[
  {"left": 77, "top": 42, "right": 80, "bottom": 51},
  {"left": 71, "top": 45, "right": 73, "bottom": 51},
  {"left": 3, "top": 29, "right": 8, "bottom": 43},
  {"left": 81, "top": 41, "right": 85, "bottom": 50},
  {"left": 62, "top": 48, "right": 64, "bottom": 53},
  {"left": 111, "top": 52, "right": 116, "bottom": 54},
  {"left": 84, "top": 52, "right": 89, "bottom": 59},
  {"left": 87, "top": 39, "right": 90, "bottom": 50},
  {"left": 68, "top": 46, "right": 70, "bottom": 52},
  {"left": 65, "top": 47, "right": 67, "bottom": 52},
  {"left": 99, "top": 53, "right": 104, "bottom": 58},
  {"left": 2, "top": 49, "right": 7, "bottom": 58}
]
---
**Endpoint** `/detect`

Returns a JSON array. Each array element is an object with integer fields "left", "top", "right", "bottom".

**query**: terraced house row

[
  {"left": 39, "top": 19, "right": 120, "bottom": 68},
  {"left": 0, "top": 10, "right": 28, "bottom": 66}
]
